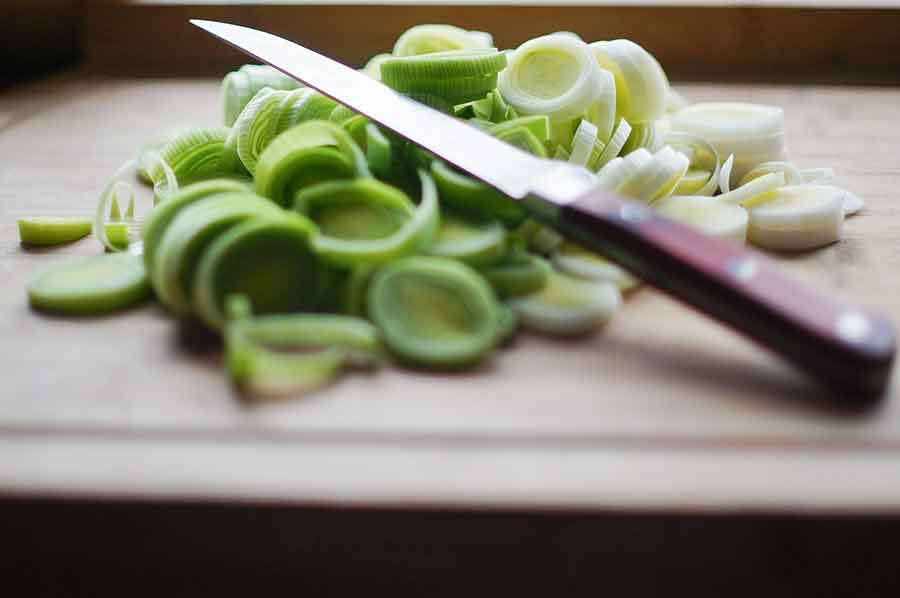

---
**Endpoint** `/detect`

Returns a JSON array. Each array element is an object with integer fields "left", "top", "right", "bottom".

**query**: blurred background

[{"left": 4, "top": 0, "right": 900, "bottom": 86}]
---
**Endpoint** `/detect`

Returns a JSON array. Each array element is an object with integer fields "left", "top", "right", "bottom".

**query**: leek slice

[
  {"left": 147, "top": 127, "right": 241, "bottom": 187},
  {"left": 508, "top": 270, "right": 620, "bottom": 336},
  {"left": 18, "top": 217, "right": 92, "bottom": 246},
  {"left": 193, "top": 214, "right": 330, "bottom": 330},
  {"left": 141, "top": 179, "right": 252, "bottom": 274},
  {"left": 27, "top": 253, "right": 151, "bottom": 315},
  {"left": 430, "top": 160, "right": 526, "bottom": 226},
  {"left": 499, "top": 34, "right": 601, "bottom": 123},
  {"left": 596, "top": 147, "right": 653, "bottom": 192},
  {"left": 364, "top": 123, "right": 393, "bottom": 178},
  {"left": 294, "top": 176, "right": 437, "bottom": 266},
  {"left": 741, "top": 161, "right": 803, "bottom": 187},
  {"left": 105, "top": 222, "right": 130, "bottom": 250},
  {"left": 255, "top": 121, "right": 370, "bottom": 208},
  {"left": 152, "top": 192, "right": 283, "bottom": 315},
  {"left": 393, "top": 24, "right": 494, "bottom": 57},
  {"left": 568, "top": 119, "right": 601, "bottom": 168},
  {"left": 615, "top": 146, "right": 690, "bottom": 203},
  {"left": 381, "top": 49, "right": 507, "bottom": 80},
  {"left": 486, "top": 115, "right": 551, "bottom": 144},
  {"left": 654, "top": 195, "right": 749, "bottom": 244},
  {"left": 551, "top": 242, "right": 640, "bottom": 292},
  {"left": 226, "top": 312, "right": 382, "bottom": 396},
  {"left": 367, "top": 256, "right": 500, "bottom": 368},
  {"left": 748, "top": 185, "right": 844, "bottom": 251},
  {"left": 590, "top": 39, "right": 669, "bottom": 123},
  {"left": 93, "top": 160, "right": 139, "bottom": 253},
  {"left": 585, "top": 68, "right": 617, "bottom": 142},
  {"left": 362, "top": 53, "right": 393, "bottom": 80},
  {"left": 495, "top": 303, "right": 519, "bottom": 343},
  {"left": 593, "top": 118, "right": 632, "bottom": 171},
  {"left": 480, "top": 252, "right": 551, "bottom": 297},
  {"left": 493, "top": 126, "right": 549, "bottom": 158},
  {"left": 516, "top": 219, "right": 565, "bottom": 255},
  {"left": 427, "top": 211, "right": 507, "bottom": 266},
  {"left": 717, "top": 171, "right": 785, "bottom": 208},
  {"left": 665, "top": 132, "right": 721, "bottom": 196},
  {"left": 673, "top": 168, "right": 712, "bottom": 196},
  {"left": 842, "top": 190, "right": 865, "bottom": 216},
  {"left": 136, "top": 126, "right": 192, "bottom": 184},
  {"left": 222, "top": 64, "right": 301, "bottom": 127},
  {"left": 620, "top": 121, "right": 663, "bottom": 155}
]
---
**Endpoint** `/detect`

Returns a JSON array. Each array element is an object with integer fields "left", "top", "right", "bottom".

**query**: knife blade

[{"left": 192, "top": 19, "right": 896, "bottom": 398}]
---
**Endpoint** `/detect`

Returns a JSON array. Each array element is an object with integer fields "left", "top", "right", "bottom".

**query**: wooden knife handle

[{"left": 555, "top": 187, "right": 896, "bottom": 399}]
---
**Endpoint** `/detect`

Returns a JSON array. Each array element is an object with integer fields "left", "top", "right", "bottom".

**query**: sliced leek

[
  {"left": 222, "top": 64, "right": 301, "bottom": 127},
  {"left": 393, "top": 24, "right": 494, "bottom": 57},
  {"left": 654, "top": 195, "right": 749, "bottom": 244},
  {"left": 430, "top": 160, "right": 526, "bottom": 226},
  {"left": 748, "top": 185, "right": 845, "bottom": 251},
  {"left": 551, "top": 242, "right": 640, "bottom": 292},
  {"left": 508, "top": 271, "right": 620, "bottom": 336},
  {"left": 367, "top": 256, "right": 500, "bottom": 368},
  {"left": 427, "top": 211, "right": 507, "bottom": 266},
  {"left": 590, "top": 39, "right": 668, "bottom": 123},
  {"left": 18, "top": 217, "right": 92, "bottom": 246},
  {"left": 480, "top": 252, "right": 551, "bottom": 297}
]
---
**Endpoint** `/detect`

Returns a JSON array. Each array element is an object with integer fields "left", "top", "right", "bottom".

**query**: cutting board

[{"left": 1, "top": 73, "right": 899, "bottom": 512}]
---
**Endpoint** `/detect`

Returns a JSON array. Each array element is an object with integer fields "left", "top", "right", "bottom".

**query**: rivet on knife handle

[{"left": 552, "top": 187, "right": 896, "bottom": 399}]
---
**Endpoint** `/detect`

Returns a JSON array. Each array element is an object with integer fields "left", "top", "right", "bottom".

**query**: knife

[{"left": 192, "top": 19, "right": 895, "bottom": 399}]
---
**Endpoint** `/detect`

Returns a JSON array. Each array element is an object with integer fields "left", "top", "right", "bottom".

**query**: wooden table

[{"left": 2, "top": 73, "right": 899, "bottom": 595}]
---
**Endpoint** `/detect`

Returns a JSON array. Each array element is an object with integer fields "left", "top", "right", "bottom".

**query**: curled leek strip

[
  {"left": 654, "top": 195, "right": 749, "bottom": 245},
  {"left": 222, "top": 64, "right": 302, "bottom": 127},
  {"left": 141, "top": 179, "right": 252, "bottom": 274},
  {"left": 255, "top": 120, "right": 370, "bottom": 208},
  {"left": 143, "top": 150, "right": 179, "bottom": 204},
  {"left": 747, "top": 185, "right": 845, "bottom": 251},
  {"left": 151, "top": 192, "right": 283, "bottom": 315},
  {"left": 718, "top": 171, "right": 786, "bottom": 208},
  {"left": 665, "top": 132, "right": 721, "bottom": 196},
  {"left": 427, "top": 211, "right": 507, "bottom": 266},
  {"left": 499, "top": 34, "right": 601, "bottom": 123},
  {"left": 429, "top": 160, "right": 526, "bottom": 226},
  {"left": 593, "top": 118, "right": 632, "bottom": 171},
  {"left": 590, "top": 39, "right": 669, "bottom": 124},
  {"left": 393, "top": 24, "right": 494, "bottom": 57},
  {"left": 147, "top": 127, "right": 240, "bottom": 188},
  {"left": 194, "top": 214, "right": 333, "bottom": 330},
  {"left": 367, "top": 256, "right": 501, "bottom": 368},
  {"left": 225, "top": 312, "right": 383, "bottom": 396},
  {"left": 93, "top": 159, "right": 138, "bottom": 252},
  {"left": 740, "top": 161, "right": 803, "bottom": 186},
  {"left": 293, "top": 176, "right": 437, "bottom": 267},
  {"left": 508, "top": 270, "right": 620, "bottom": 337},
  {"left": 551, "top": 242, "right": 639, "bottom": 292}
]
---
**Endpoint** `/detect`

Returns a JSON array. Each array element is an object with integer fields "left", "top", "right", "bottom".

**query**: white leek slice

[
  {"left": 590, "top": 39, "right": 668, "bottom": 123},
  {"left": 585, "top": 68, "right": 616, "bottom": 141},
  {"left": 596, "top": 147, "right": 653, "bottom": 191},
  {"left": 740, "top": 161, "right": 803, "bottom": 186},
  {"left": 669, "top": 102, "right": 784, "bottom": 141},
  {"left": 593, "top": 118, "right": 632, "bottom": 171},
  {"left": 665, "top": 132, "right": 720, "bottom": 196},
  {"left": 673, "top": 168, "right": 711, "bottom": 196},
  {"left": 748, "top": 185, "right": 844, "bottom": 251},
  {"left": 551, "top": 242, "right": 639, "bottom": 292},
  {"left": 718, "top": 171, "right": 785, "bottom": 208},
  {"left": 568, "top": 119, "right": 599, "bottom": 167},
  {"left": 666, "top": 89, "right": 689, "bottom": 113},
  {"left": 508, "top": 271, "right": 620, "bottom": 336},
  {"left": 655, "top": 195, "right": 749, "bottom": 244},
  {"left": 616, "top": 146, "right": 689, "bottom": 203},
  {"left": 498, "top": 34, "right": 600, "bottom": 123},
  {"left": 718, "top": 154, "right": 735, "bottom": 194},
  {"left": 842, "top": 189, "right": 865, "bottom": 216},
  {"left": 393, "top": 24, "right": 494, "bottom": 56}
]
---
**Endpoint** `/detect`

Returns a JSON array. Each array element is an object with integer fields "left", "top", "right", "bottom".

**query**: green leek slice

[
  {"left": 382, "top": 49, "right": 507, "bottom": 80},
  {"left": 367, "top": 256, "right": 500, "bottom": 368},
  {"left": 427, "top": 211, "right": 507, "bottom": 266},
  {"left": 152, "top": 192, "right": 283, "bottom": 315},
  {"left": 551, "top": 242, "right": 639, "bottom": 292},
  {"left": 18, "top": 218, "right": 92, "bottom": 246},
  {"left": 105, "top": 222, "right": 130, "bottom": 250},
  {"left": 362, "top": 53, "right": 393, "bottom": 80},
  {"left": 393, "top": 24, "right": 494, "bottom": 57},
  {"left": 147, "top": 127, "right": 241, "bottom": 187},
  {"left": 593, "top": 118, "right": 632, "bottom": 171},
  {"left": 508, "top": 270, "right": 620, "bottom": 336},
  {"left": 141, "top": 178, "right": 252, "bottom": 274},
  {"left": 27, "top": 253, "right": 151, "bottom": 315},
  {"left": 480, "top": 252, "right": 551, "bottom": 297},
  {"left": 493, "top": 126, "right": 549, "bottom": 158},
  {"left": 429, "top": 160, "right": 526, "bottom": 226},
  {"left": 254, "top": 120, "right": 370, "bottom": 208},
  {"left": 294, "top": 176, "right": 437, "bottom": 266},
  {"left": 222, "top": 64, "right": 302, "bottom": 127},
  {"left": 193, "top": 214, "right": 331, "bottom": 330}
]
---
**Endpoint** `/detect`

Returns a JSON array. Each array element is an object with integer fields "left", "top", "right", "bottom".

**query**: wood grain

[{"left": 1, "top": 73, "right": 900, "bottom": 510}]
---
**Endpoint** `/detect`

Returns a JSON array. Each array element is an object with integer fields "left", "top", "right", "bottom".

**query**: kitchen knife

[{"left": 192, "top": 19, "right": 895, "bottom": 398}]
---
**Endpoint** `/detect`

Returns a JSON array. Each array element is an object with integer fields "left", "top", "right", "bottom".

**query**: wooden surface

[
  {"left": 82, "top": 1, "right": 900, "bottom": 83},
  {"left": 2, "top": 73, "right": 900, "bottom": 513}
]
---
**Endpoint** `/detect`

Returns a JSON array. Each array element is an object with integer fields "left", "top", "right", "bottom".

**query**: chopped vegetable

[{"left": 18, "top": 218, "right": 92, "bottom": 246}]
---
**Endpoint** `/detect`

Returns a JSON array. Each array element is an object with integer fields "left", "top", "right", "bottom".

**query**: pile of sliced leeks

[{"left": 20, "top": 24, "right": 864, "bottom": 396}]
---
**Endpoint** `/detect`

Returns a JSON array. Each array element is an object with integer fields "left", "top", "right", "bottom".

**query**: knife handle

[{"left": 552, "top": 187, "right": 896, "bottom": 399}]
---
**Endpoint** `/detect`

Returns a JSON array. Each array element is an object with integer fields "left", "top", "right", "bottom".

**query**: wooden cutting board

[{"left": 1, "top": 73, "right": 899, "bottom": 512}]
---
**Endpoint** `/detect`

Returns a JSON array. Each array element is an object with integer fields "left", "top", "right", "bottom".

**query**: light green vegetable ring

[
  {"left": 367, "top": 256, "right": 500, "bottom": 368},
  {"left": 18, "top": 218, "right": 92, "bottom": 246},
  {"left": 27, "top": 253, "right": 151, "bottom": 315},
  {"left": 193, "top": 214, "right": 330, "bottom": 330}
]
